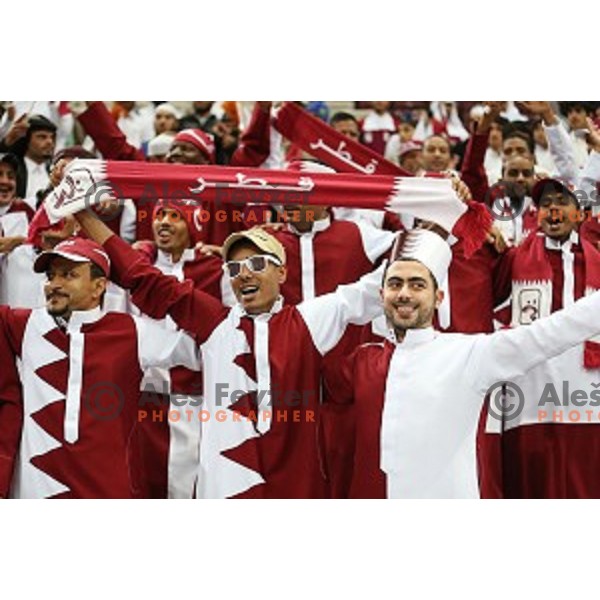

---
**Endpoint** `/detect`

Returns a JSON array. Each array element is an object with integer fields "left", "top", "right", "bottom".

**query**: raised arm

[
  {"left": 471, "top": 290, "right": 600, "bottom": 394},
  {"left": 229, "top": 102, "right": 273, "bottom": 167},
  {"left": 460, "top": 102, "right": 502, "bottom": 203},
  {"left": 76, "top": 102, "right": 145, "bottom": 162},
  {"left": 297, "top": 262, "right": 387, "bottom": 355},
  {"left": 75, "top": 211, "right": 227, "bottom": 344}
]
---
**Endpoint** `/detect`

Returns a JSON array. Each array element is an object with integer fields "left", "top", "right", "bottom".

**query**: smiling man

[
  {"left": 324, "top": 227, "right": 600, "bottom": 498},
  {"left": 490, "top": 178, "right": 600, "bottom": 498},
  {"left": 0, "top": 237, "right": 199, "bottom": 498},
  {"left": 75, "top": 208, "right": 391, "bottom": 499}
]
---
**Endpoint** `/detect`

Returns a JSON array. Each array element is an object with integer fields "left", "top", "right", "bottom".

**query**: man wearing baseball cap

[
  {"left": 483, "top": 176, "right": 600, "bottom": 498},
  {"left": 76, "top": 205, "right": 392, "bottom": 499},
  {"left": 0, "top": 236, "right": 199, "bottom": 498}
]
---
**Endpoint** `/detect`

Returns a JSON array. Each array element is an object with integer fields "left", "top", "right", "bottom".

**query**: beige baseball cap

[{"left": 222, "top": 228, "right": 286, "bottom": 264}]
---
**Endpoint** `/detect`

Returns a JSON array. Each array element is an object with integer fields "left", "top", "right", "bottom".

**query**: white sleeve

[
  {"left": 544, "top": 121, "right": 578, "bottom": 185},
  {"left": 297, "top": 263, "right": 385, "bottom": 355},
  {"left": 471, "top": 291, "right": 600, "bottom": 394},
  {"left": 356, "top": 221, "right": 397, "bottom": 263},
  {"left": 133, "top": 315, "right": 200, "bottom": 371},
  {"left": 119, "top": 199, "right": 137, "bottom": 244},
  {"left": 578, "top": 150, "right": 600, "bottom": 212}
]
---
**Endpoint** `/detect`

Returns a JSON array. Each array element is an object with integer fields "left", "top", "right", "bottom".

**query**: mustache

[{"left": 46, "top": 291, "right": 69, "bottom": 300}]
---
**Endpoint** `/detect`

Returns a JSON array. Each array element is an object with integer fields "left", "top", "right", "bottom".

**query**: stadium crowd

[{"left": 1, "top": 100, "right": 600, "bottom": 499}]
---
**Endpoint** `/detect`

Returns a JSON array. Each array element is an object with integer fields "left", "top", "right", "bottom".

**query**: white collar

[
  {"left": 0, "top": 202, "right": 12, "bottom": 217},
  {"left": 287, "top": 215, "right": 331, "bottom": 236},
  {"left": 544, "top": 229, "right": 579, "bottom": 251},
  {"left": 390, "top": 325, "right": 437, "bottom": 347},
  {"left": 64, "top": 306, "right": 104, "bottom": 332},
  {"left": 24, "top": 155, "right": 46, "bottom": 171},
  {"left": 155, "top": 247, "right": 196, "bottom": 268},
  {"left": 233, "top": 296, "right": 285, "bottom": 320}
]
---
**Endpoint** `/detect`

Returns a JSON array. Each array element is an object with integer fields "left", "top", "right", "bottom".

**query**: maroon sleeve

[
  {"left": 78, "top": 102, "right": 145, "bottom": 162},
  {"left": 460, "top": 132, "right": 490, "bottom": 204},
  {"left": 0, "top": 306, "right": 23, "bottom": 497},
  {"left": 229, "top": 103, "right": 272, "bottom": 167},
  {"left": 492, "top": 247, "right": 516, "bottom": 306},
  {"left": 104, "top": 235, "right": 228, "bottom": 343}
]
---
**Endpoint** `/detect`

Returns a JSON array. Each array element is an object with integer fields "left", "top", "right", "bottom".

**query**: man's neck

[{"left": 25, "top": 153, "right": 45, "bottom": 166}]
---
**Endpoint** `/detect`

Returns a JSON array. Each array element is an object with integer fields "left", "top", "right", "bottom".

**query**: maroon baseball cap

[
  {"left": 34, "top": 237, "right": 111, "bottom": 276},
  {"left": 531, "top": 177, "right": 580, "bottom": 208}
]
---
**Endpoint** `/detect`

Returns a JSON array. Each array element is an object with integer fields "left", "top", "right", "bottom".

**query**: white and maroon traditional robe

[
  {"left": 268, "top": 215, "right": 396, "bottom": 496},
  {"left": 104, "top": 234, "right": 385, "bottom": 499},
  {"left": 131, "top": 244, "right": 234, "bottom": 498},
  {"left": 0, "top": 305, "right": 198, "bottom": 498},
  {"left": 489, "top": 229, "right": 600, "bottom": 498},
  {"left": 323, "top": 291, "right": 600, "bottom": 498}
]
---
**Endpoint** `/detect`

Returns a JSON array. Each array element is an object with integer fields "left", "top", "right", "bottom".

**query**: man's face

[
  {"left": 399, "top": 150, "right": 423, "bottom": 175},
  {"left": 568, "top": 108, "right": 588, "bottom": 131},
  {"left": 502, "top": 155, "right": 535, "bottom": 198},
  {"left": 331, "top": 119, "right": 360, "bottom": 141},
  {"left": 44, "top": 257, "right": 106, "bottom": 319},
  {"left": 0, "top": 162, "right": 17, "bottom": 206},
  {"left": 282, "top": 203, "right": 327, "bottom": 231},
  {"left": 154, "top": 110, "right": 178, "bottom": 135},
  {"left": 538, "top": 191, "right": 581, "bottom": 242},
  {"left": 166, "top": 141, "right": 209, "bottom": 165},
  {"left": 27, "top": 130, "right": 56, "bottom": 162},
  {"left": 421, "top": 136, "right": 451, "bottom": 172},
  {"left": 227, "top": 242, "right": 286, "bottom": 315},
  {"left": 398, "top": 122, "right": 415, "bottom": 143},
  {"left": 153, "top": 207, "right": 191, "bottom": 255},
  {"left": 372, "top": 101, "right": 390, "bottom": 114},
  {"left": 502, "top": 136, "right": 531, "bottom": 161},
  {"left": 381, "top": 260, "right": 443, "bottom": 335}
]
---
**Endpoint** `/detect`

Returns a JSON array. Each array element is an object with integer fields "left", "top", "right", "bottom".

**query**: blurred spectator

[
  {"left": 147, "top": 133, "right": 176, "bottom": 162},
  {"left": 421, "top": 135, "right": 452, "bottom": 172},
  {"left": 384, "top": 119, "right": 416, "bottom": 164},
  {"left": 329, "top": 112, "right": 360, "bottom": 141},
  {"left": 398, "top": 141, "right": 423, "bottom": 175},
  {"left": 532, "top": 119, "right": 557, "bottom": 175},
  {"left": 0, "top": 114, "right": 57, "bottom": 207},
  {"left": 414, "top": 102, "right": 469, "bottom": 144},
  {"left": 111, "top": 101, "right": 155, "bottom": 149},
  {"left": 360, "top": 101, "right": 398, "bottom": 156},
  {"left": 563, "top": 101, "right": 593, "bottom": 169},
  {"left": 179, "top": 101, "right": 221, "bottom": 132}
]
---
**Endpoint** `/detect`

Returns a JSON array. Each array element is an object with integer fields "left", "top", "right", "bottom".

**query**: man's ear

[
  {"left": 435, "top": 289, "right": 445, "bottom": 309},
  {"left": 278, "top": 265, "right": 287, "bottom": 285},
  {"left": 93, "top": 277, "right": 108, "bottom": 301}
]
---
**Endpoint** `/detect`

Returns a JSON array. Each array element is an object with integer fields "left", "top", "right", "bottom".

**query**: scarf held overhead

[{"left": 31, "top": 159, "right": 491, "bottom": 256}]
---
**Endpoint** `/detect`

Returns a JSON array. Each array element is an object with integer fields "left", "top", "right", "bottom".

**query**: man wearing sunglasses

[{"left": 75, "top": 207, "right": 391, "bottom": 498}]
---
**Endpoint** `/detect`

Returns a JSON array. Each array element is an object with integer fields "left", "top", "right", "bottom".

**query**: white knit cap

[
  {"left": 148, "top": 133, "right": 176, "bottom": 157},
  {"left": 154, "top": 102, "right": 183, "bottom": 120}
]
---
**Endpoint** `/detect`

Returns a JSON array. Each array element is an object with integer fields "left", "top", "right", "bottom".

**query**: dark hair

[
  {"left": 382, "top": 258, "right": 439, "bottom": 292},
  {"left": 329, "top": 111, "right": 358, "bottom": 126},
  {"left": 503, "top": 130, "right": 534, "bottom": 155},
  {"left": 89, "top": 262, "right": 107, "bottom": 306}
]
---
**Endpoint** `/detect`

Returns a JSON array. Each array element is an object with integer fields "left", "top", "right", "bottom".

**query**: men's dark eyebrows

[{"left": 408, "top": 276, "right": 427, "bottom": 284}]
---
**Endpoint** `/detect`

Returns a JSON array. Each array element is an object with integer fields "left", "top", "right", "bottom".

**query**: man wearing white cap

[
  {"left": 325, "top": 226, "right": 600, "bottom": 498},
  {"left": 0, "top": 237, "right": 199, "bottom": 498}
]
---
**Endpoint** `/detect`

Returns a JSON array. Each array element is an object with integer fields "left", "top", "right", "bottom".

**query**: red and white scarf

[
  {"left": 29, "top": 159, "right": 491, "bottom": 256},
  {"left": 511, "top": 230, "right": 600, "bottom": 369},
  {"left": 272, "top": 101, "right": 409, "bottom": 176}
]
